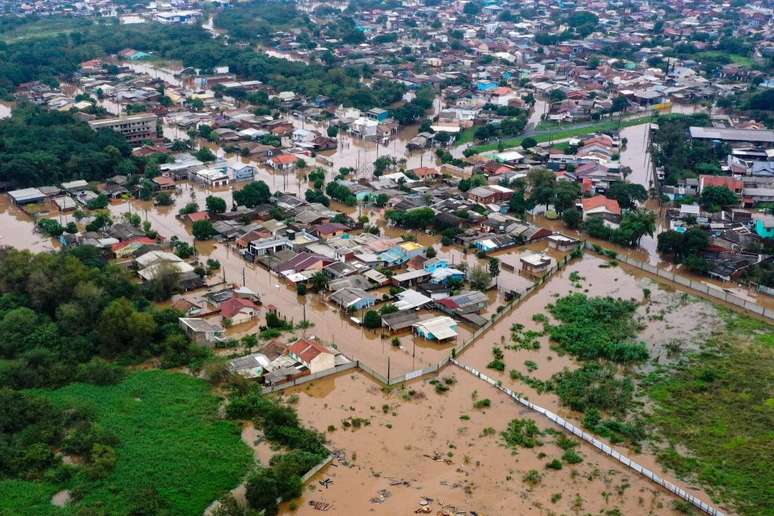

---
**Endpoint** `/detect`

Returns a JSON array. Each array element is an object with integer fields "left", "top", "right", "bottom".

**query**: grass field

[
  {"left": 0, "top": 370, "right": 252, "bottom": 515},
  {"left": 695, "top": 51, "right": 755, "bottom": 68},
  {"left": 646, "top": 312, "right": 773, "bottom": 515},
  {"left": 0, "top": 18, "right": 94, "bottom": 43},
  {"left": 468, "top": 115, "right": 654, "bottom": 154}
]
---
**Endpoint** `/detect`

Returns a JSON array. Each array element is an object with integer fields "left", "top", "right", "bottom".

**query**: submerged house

[{"left": 412, "top": 316, "right": 459, "bottom": 341}]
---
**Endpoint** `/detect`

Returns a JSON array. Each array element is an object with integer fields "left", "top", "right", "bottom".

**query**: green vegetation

[
  {"left": 0, "top": 16, "right": 94, "bottom": 43},
  {"left": 1, "top": 370, "right": 251, "bottom": 515},
  {"left": 546, "top": 293, "right": 648, "bottom": 363},
  {"left": 650, "top": 114, "right": 727, "bottom": 186},
  {"left": 646, "top": 313, "right": 773, "bottom": 515},
  {"left": 584, "top": 209, "right": 657, "bottom": 248},
  {"left": 657, "top": 228, "right": 711, "bottom": 273},
  {"left": 501, "top": 418, "right": 543, "bottom": 449},
  {"left": 466, "top": 115, "right": 654, "bottom": 154},
  {"left": 552, "top": 364, "right": 634, "bottom": 415},
  {"left": 0, "top": 105, "right": 135, "bottom": 188}
]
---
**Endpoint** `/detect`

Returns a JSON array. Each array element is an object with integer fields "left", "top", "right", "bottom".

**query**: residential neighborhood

[{"left": 0, "top": 1, "right": 772, "bottom": 515}]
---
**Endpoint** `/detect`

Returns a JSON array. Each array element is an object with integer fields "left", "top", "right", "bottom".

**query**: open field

[
  {"left": 468, "top": 115, "right": 655, "bottom": 154},
  {"left": 0, "top": 370, "right": 252, "bottom": 515},
  {"left": 0, "top": 18, "right": 94, "bottom": 42},
  {"left": 646, "top": 312, "right": 774, "bottom": 515},
  {"left": 695, "top": 51, "right": 755, "bottom": 67}
]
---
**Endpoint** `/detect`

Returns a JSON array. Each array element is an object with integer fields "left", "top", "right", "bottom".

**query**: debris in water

[{"left": 308, "top": 500, "right": 332, "bottom": 511}]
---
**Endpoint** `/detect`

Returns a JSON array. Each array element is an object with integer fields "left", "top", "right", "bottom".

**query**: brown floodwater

[
  {"left": 276, "top": 369, "right": 712, "bottom": 516},
  {"left": 268, "top": 255, "right": 728, "bottom": 515}
]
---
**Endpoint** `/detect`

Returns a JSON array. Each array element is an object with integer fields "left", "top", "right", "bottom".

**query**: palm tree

[{"left": 622, "top": 209, "right": 657, "bottom": 247}]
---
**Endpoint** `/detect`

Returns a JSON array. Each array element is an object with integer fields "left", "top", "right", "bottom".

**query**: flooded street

[{"left": 620, "top": 122, "right": 653, "bottom": 191}]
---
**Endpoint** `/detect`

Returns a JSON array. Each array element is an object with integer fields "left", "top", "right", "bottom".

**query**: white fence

[
  {"left": 450, "top": 359, "right": 725, "bottom": 516},
  {"left": 584, "top": 242, "right": 774, "bottom": 321}
]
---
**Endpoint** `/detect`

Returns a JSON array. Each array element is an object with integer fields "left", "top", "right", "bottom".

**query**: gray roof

[
  {"left": 381, "top": 310, "right": 420, "bottom": 330},
  {"left": 8, "top": 188, "right": 45, "bottom": 203},
  {"left": 689, "top": 127, "right": 774, "bottom": 144}
]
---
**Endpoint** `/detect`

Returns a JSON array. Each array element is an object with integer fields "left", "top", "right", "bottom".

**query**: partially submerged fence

[
  {"left": 261, "top": 361, "right": 358, "bottom": 394},
  {"left": 584, "top": 242, "right": 774, "bottom": 321},
  {"left": 453, "top": 253, "right": 573, "bottom": 358},
  {"left": 450, "top": 359, "right": 725, "bottom": 516}
]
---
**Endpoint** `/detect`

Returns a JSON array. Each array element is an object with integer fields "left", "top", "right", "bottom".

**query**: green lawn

[
  {"left": 456, "top": 126, "right": 476, "bottom": 145},
  {"left": 1, "top": 370, "right": 252, "bottom": 515},
  {"left": 0, "top": 18, "right": 94, "bottom": 43},
  {"left": 468, "top": 115, "right": 654, "bottom": 154},
  {"left": 646, "top": 312, "right": 773, "bottom": 515},
  {"left": 695, "top": 51, "right": 755, "bottom": 68}
]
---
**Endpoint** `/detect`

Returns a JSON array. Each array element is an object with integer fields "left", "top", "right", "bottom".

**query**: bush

[
  {"left": 562, "top": 449, "right": 583, "bottom": 464},
  {"left": 75, "top": 358, "right": 126, "bottom": 385},
  {"left": 552, "top": 363, "right": 634, "bottom": 415},
  {"left": 547, "top": 294, "right": 648, "bottom": 363},
  {"left": 546, "top": 459, "right": 563, "bottom": 470},
  {"left": 473, "top": 398, "right": 491, "bottom": 409},
  {"left": 501, "top": 418, "right": 543, "bottom": 448}
]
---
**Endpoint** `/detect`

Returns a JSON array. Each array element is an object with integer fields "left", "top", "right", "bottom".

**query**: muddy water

[
  {"left": 279, "top": 370, "right": 694, "bottom": 516},
  {"left": 453, "top": 254, "right": 723, "bottom": 507},
  {"left": 0, "top": 196, "right": 62, "bottom": 252}
]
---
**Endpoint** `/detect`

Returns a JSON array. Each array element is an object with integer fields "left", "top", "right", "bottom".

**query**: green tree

[
  {"left": 310, "top": 271, "right": 328, "bottom": 292},
  {"left": 192, "top": 220, "right": 216, "bottom": 240},
  {"left": 206, "top": 195, "right": 227, "bottom": 214},
  {"left": 562, "top": 208, "right": 582, "bottom": 229},
  {"left": 179, "top": 202, "right": 199, "bottom": 215},
  {"left": 488, "top": 257, "right": 500, "bottom": 278},
  {"left": 469, "top": 265, "right": 492, "bottom": 291},
  {"left": 245, "top": 468, "right": 280, "bottom": 516},
  {"left": 37, "top": 219, "right": 64, "bottom": 237},
  {"left": 362, "top": 310, "right": 381, "bottom": 329},
  {"left": 97, "top": 298, "right": 157, "bottom": 356},
  {"left": 607, "top": 183, "right": 647, "bottom": 210},
  {"left": 233, "top": 181, "right": 271, "bottom": 207},
  {"left": 700, "top": 186, "right": 738, "bottom": 212},
  {"left": 521, "top": 137, "right": 537, "bottom": 149},
  {"left": 195, "top": 147, "right": 216, "bottom": 162}
]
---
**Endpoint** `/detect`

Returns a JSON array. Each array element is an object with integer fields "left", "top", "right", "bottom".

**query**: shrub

[
  {"left": 523, "top": 469, "right": 542, "bottom": 486},
  {"left": 75, "top": 358, "right": 126, "bottom": 385},
  {"left": 562, "top": 449, "right": 583, "bottom": 464},
  {"left": 546, "top": 459, "right": 563, "bottom": 470},
  {"left": 552, "top": 363, "right": 634, "bottom": 414},
  {"left": 473, "top": 399, "right": 491, "bottom": 409},
  {"left": 501, "top": 418, "right": 543, "bottom": 449}
]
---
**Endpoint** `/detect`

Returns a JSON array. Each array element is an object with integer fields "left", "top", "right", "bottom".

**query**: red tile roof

[
  {"left": 220, "top": 297, "right": 259, "bottom": 319},
  {"left": 111, "top": 236, "right": 157, "bottom": 252},
  {"left": 581, "top": 195, "right": 621, "bottom": 216},
  {"left": 288, "top": 338, "right": 332, "bottom": 364},
  {"left": 271, "top": 154, "right": 297, "bottom": 165},
  {"left": 700, "top": 175, "right": 743, "bottom": 192},
  {"left": 188, "top": 211, "right": 210, "bottom": 222}
]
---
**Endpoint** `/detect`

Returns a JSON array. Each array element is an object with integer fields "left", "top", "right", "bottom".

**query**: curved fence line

[{"left": 450, "top": 359, "right": 725, "bottom": 516}]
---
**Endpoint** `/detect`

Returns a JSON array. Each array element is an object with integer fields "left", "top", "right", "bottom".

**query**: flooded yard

[
  {"left": 278, "top": 369, "right": 701, "bottom": 516},
  {"left": 268, "top": 253, "right": 729, "bottom": 515}
]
